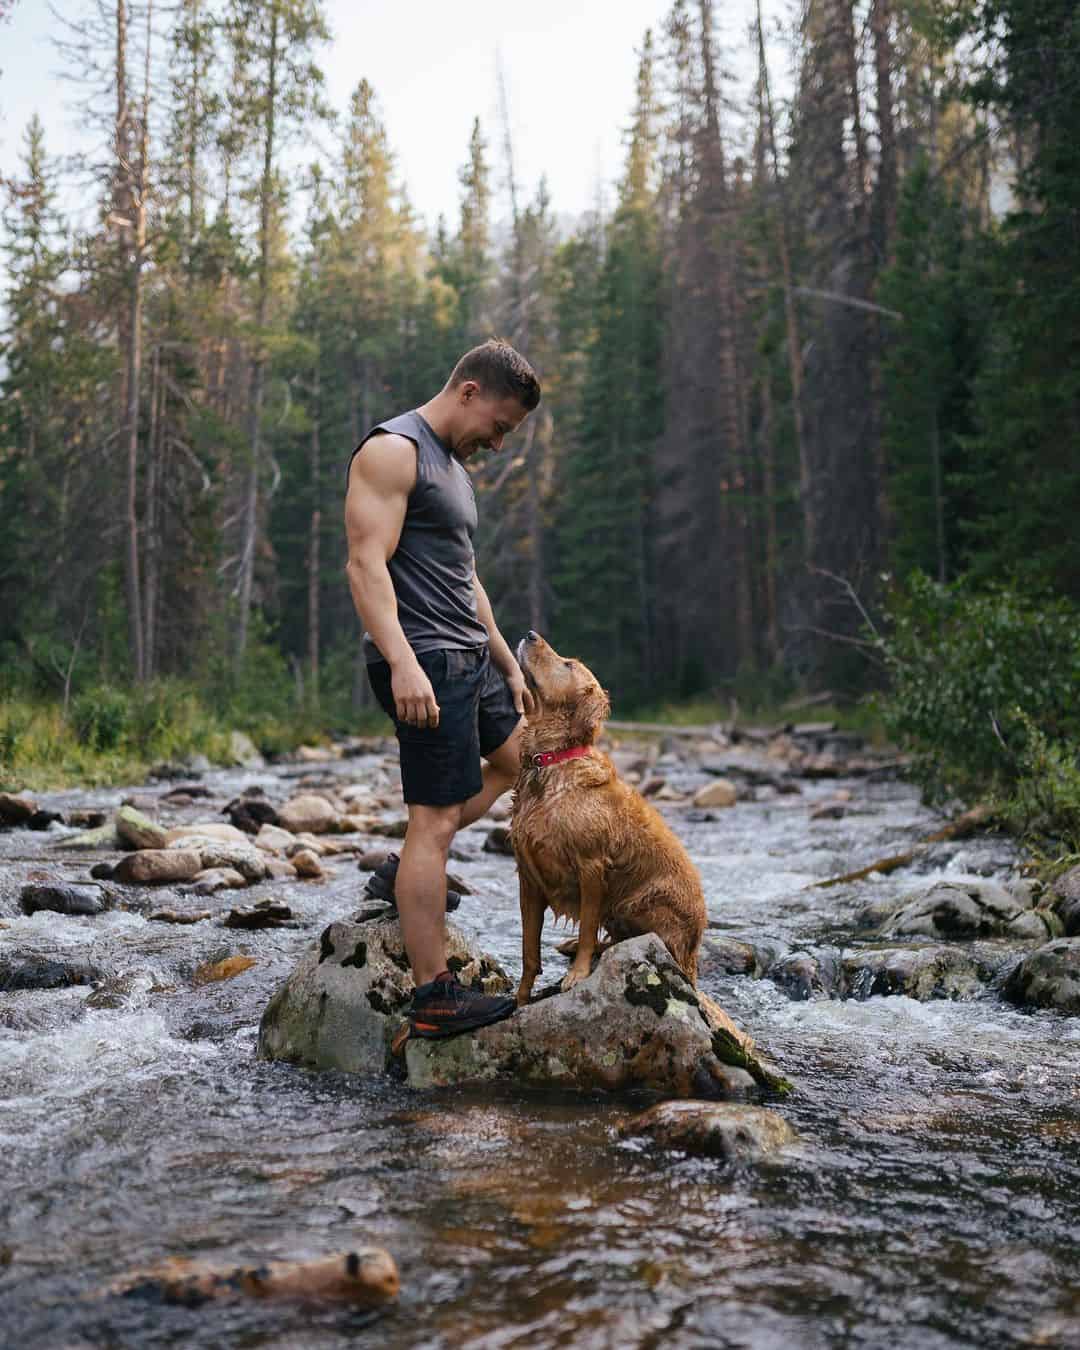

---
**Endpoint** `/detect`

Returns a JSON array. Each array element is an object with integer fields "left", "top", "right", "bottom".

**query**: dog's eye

[{"left": 564, "top": 660, "right": 572, "bottom": 669}]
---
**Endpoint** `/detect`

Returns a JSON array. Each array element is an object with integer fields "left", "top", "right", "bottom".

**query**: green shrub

[
  {"left": 876, "top": 572, "right": 1080, "bottom": 843},
  {"left": 72, "top": 685, "right": 132, "bottom": 751}
]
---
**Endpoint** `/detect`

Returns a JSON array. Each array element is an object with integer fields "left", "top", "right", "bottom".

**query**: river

[{"left": 1, "top": 748, "right": 1078, "bottom": 1348}]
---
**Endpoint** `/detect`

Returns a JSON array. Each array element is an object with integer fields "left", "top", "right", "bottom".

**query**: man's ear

[
  {"left": 570, "top": 684, "right": 611, "bottom": 745},
  {"left": 459, "top": 380, "right": 478, "bottom": 403}
]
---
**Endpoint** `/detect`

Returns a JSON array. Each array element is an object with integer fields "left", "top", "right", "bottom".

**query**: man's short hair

[{"left": 448, "top": 338, "right": 541, "bottom": 411}]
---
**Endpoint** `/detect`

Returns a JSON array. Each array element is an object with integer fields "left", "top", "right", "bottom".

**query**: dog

[{"left": 511, "top": 631, "right": 707, "bottom": 1005}]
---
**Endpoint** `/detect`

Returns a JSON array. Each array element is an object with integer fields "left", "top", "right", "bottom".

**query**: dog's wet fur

[{"left": 512, "top": 633, "right": 707, "bottom": 1005}]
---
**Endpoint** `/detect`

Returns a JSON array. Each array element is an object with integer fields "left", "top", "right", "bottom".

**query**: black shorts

[{"left": 367, "top": 646, "right": 521, "bottom": 806}]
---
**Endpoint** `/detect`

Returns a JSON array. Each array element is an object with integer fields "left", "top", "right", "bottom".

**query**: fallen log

[{"left": 813, "top": 804, "right": 994, "bottom": 889}]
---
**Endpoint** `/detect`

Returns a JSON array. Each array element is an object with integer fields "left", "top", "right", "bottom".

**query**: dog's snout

[{"left": 526, "top": 630, "right": 539, "bottom": 642}]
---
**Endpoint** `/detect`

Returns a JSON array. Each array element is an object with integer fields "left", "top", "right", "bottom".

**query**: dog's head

[{"left": 516, "top": 631, "right": 611, "bottom": 745}]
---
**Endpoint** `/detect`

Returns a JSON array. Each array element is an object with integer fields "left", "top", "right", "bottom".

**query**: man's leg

[
  {"left": 459, "top": 716, "right": 525, "bottom": 828},
  {"left": 395, "top": 801, "right": 464, "bottom": 986}
]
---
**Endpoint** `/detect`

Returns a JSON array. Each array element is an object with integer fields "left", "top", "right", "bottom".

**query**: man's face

[{"left": 454, "top": 383, "right": 531, "bottom": 461}]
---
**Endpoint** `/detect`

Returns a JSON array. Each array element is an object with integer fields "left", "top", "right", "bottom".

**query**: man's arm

[
  {"left": 474, "top": 571, "right": 535, "bottom": 718},
  {"left": 344, "top": 436, "right": 440, "bottom": 729}
]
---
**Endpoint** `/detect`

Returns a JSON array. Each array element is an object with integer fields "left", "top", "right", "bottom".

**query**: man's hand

[
  {"left": 391, "top": 656, "right": 440, "bottom": 729},
  {"left": 504, "top": 663, "right": 536, "bottom": 720}
]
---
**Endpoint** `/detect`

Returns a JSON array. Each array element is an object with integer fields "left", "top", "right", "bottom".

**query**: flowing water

[{"left": 1, "top": 752, "right": 1078, "bottom": 1349}]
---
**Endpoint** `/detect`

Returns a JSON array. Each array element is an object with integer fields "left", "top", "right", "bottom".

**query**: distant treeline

[{"left": 1, "top": 0, "right": 1077, "bottom": 718}]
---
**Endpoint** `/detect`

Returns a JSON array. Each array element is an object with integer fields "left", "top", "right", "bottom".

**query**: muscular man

[{"left": 344, "top": 339, "right": 540, "bottom": 1038}]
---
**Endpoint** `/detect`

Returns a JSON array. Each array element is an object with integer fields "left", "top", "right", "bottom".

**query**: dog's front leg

[
  {"left": 516, "top": 870, "right": 545, "bottom": 1006},
  {"left": 562, "top": 862, "right": 605, "bottom": 992}
]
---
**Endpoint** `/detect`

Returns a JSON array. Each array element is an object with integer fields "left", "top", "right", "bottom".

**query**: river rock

[
  {"left": 1047, "top": 865, "right": 1080, "bottom": 936},
  {"left": 1003, "top": 939, "right": 1080, "bottom": 1014},
  {"left": 278, "top": 794, "right": 338, "bottom": 835},
  {"left": 27, "top": 808, "right": 64, "bottom": 830},
  {"left": 193, "top": 954, "right": 257, "bottom": 985},
  {"left": 115, "top": 805, "right": 168, "bottom": 851},
  {"left": 619, "top": 1100, "right": 797, "bottom": 1162},
  {"left": 0, "top": 954, "right": 102, "bottom": 991},
  {"left": 258, "top": 916, "right": 510, "bottom": 1076},
  {"left": 149, "top": 907, "right": 212, "bottom": 924},
  {"left": 843, "top": 945, "right": 989, "bottom": 1001},
  {"left": 291, "top": 849, "right": 324, "bottom": 879},
  {"left": 228, "top": 730, "right": 264, "bottom": 769},
  {"left": 168, "top": 837, "right": 270, "bottom": 883},
  {"left": 0, "top": 791, "right": 37, "bottom": 825},
  {"left": 254, "top": 823, "right": 296, "bottom": 854},
  {"left": 768, "top": 949, "right": 843, "bottom": 1001},
  {"left": 85, "top": 971, "right": 155, "bottom": 1010},
  {"left": 406, "top": 937, "right": 789, "bottom": 1099},
  {"left": 20, "top": 882, "right": 107, "bottom": 917},
  {"left": 483, "top": 825, "right": 515, "bottom": 856},
  {"left": 54, "top": 822, "right": 119, "bottom": 851},
  {"left": 112, "top": 849, "right": 203, "bottom": 885},
  {"left": 225, "top": 900, "right": 294, "bottom": 929},
  {"left": 692, "top": 779, "right": 738, "bottom": 809},
  {"left": 165, "top": 822, "right": 250, "bottom": 847},
  {"left": 698, "top": 935, "right": 760, "bottom": 978},
  {"left": 224, "top": 793, "right": 280, "bottom": 835},
  {"left": 191, "top": 867, "right": 248, "bottom": 893},
  {"left": 878, "top": 878, "right": 1061, "bottom": 941},
  {"left": 265, "top": 858, "right": 298, "bottom": 880}
]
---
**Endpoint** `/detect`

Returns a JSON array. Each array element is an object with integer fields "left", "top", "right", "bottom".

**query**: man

[{"left": 344, "top": 338, "right": 540, "bottom": 1039}]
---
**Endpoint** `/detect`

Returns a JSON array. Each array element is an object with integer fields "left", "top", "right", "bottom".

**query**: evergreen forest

[{"left": 1, "top": 0, "right": 1078, "bottom": 833}]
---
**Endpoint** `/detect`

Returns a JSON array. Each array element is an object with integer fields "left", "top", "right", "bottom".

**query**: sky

[{"left": 0, "top": 0, "right": 786, "bottom": 234}]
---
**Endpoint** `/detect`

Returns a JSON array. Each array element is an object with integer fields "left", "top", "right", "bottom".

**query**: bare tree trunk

[
  {"left": 236, "top": 5, "right": 278, "bottom": 664},
  {"left": 871, "top": 0, "right": 897, "bottom": 256},
  {"left": 757, "top": 1, "right": 815, "bottom": 566},
  {"left": 307, "top": 361, "right": 321, "bottom": 707},
  {"left": 143, "top": 341, "right": 160, "bottom": 677},
  {"left": 524, "top": 420, "right": 544, "bottom": 632},
  {"left": 930, "top": 404, "right": 946, "bottom": 584},
  {"left": 760, "top": 374, "right": 780, "bottom": 664}
]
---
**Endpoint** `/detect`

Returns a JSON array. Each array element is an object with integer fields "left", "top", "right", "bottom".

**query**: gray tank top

[{"left": 347, "top": 410, "right": 488, "bottom": 663}]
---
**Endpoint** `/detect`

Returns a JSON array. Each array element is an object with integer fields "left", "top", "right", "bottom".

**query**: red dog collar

[{"left": 531, "top": 745, "right": 592, "bottom": 769}]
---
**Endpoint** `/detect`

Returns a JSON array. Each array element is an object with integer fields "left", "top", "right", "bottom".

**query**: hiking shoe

[
  {"left": 364, "top": 852, "right": 462, "bottom": 914},
  {"left": 408, "top": 974, "right": 516, "bottom": 1040}
]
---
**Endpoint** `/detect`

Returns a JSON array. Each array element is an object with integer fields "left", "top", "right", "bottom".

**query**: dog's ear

[{"left": 571, "top": 683, "right": 611, "bottom": 744}]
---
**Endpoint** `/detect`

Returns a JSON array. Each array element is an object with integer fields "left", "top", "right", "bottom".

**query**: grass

[
  {"left": 621, "top": 695, "right": 888, "bottom": 745},
  {"left": 0, "top": 685, "right": 389, "bottom": 792}
]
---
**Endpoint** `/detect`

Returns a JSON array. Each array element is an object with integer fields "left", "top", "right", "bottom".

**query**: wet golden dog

[{"left": 511, "top": 632, "right": 707, "bottom": 1005}]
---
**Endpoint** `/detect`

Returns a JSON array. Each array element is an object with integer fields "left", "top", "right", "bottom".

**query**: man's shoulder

[{"left": 348, "top": 430, "right": 418, "bottom": 494}]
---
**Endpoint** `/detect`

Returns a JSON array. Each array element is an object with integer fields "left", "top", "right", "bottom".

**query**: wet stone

[
  {"left": 224, "top": 900, "right": 295, "bottom": 929},
  {"left": 115, "top": 805, "right": 168, "bottom": 851},
  {"left": 0, "top": 791, "right": 38, "bottom": 824},
  {"left": 1004, "top": 939, "right": 1080, "bottom": 1015},
  {"left": 20, "top": 882, "right": 107, "bottom": 917},
  {"left": 842, "top": 945, "right": 990, "bottom": 1001},
  {"left": 483, "top": 825, "right": 515, "bottom": 856},
  {"left": 619, "top": 1100, "right": 797, "bottom": 1163},
  {"left": 27, "top": 809, "right": 64, "bottom": 831},
  {"left": 112, "top": 849, "right": 203, "bottom": 885},
  {"left": 768, "top": 949, "right": 843, "bottom": 1001},
  {"left": 0, "top": 955, "right": 102, "bottom": 991},
  {"left": 878, "top": 878, "right": 1061, "bottom": 942},
  {"left": 698, "top": 935, "right": 760, "bottom": 978}
]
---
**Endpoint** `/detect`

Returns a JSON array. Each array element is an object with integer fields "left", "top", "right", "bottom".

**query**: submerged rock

[
  {"left": 224, "top": 900, "right": 294, "bottom": 929},
  {"left": 20, "top": 882, "right": 107, "bottom": 917},
  {"left": 878, "top": 878, "right": 1061, "bottom": 942},
  {"left": 193, "top": 954, "right": 257, "bottom": 986},
  {"left": 1004, "top": 939, "right": 1080, "bottom": 1014},
  {"left": 0, "top": 954, "right": 101, "bottom": 991},
  {"left": 111, "top": 1249, "right": 399, "bottom": 1307},
  {"left": 619, "top": 1100, "right": 797, "bottom": 1162},
  {"left": 768, "top": 949, "right": 843, "bottom": 1001}
]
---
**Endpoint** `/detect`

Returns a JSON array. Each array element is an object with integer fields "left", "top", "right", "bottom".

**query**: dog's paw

[{"left": 560, "top": 966, "right": 589, "bottom": 993}]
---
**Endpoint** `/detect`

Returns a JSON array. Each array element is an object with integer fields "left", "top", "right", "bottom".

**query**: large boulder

[
  {"left": 878, "top": 878, "right": 1061, "bottom": 942},
  {"left": 618, "top": 1100, "right": 796, "bottom": 1163},
  {"left": 258, "top": 916, "right": 509, "bottom": 1075},
  {"left": 259, "top": 924, "right": 789, "bottom": 1100},
  {"left": 692, "top": 779, "right": 738, "bottom": 809},
  {"left": 405, "top": 936, "right": 789, "bottom": 1099},
  {"left": 1003, "top": 939, "right": 1080, "bottom": 1014}
]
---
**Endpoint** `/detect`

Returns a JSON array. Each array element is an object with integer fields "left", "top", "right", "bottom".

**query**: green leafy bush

[
  {"left": 72, "top": 685, "right": 132, "bottom": 751},
  {"left": 876, "top": 572, "right": 1080, "bottom": 843}
]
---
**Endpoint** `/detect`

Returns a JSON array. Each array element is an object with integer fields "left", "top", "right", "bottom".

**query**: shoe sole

[{"left": 409, "top": 1004, "right": 516, "bottom": 1040}]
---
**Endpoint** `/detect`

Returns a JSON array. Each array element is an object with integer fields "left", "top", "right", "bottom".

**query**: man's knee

[{"left": 405, "top": 803, "right": 464, "bottom": 854}]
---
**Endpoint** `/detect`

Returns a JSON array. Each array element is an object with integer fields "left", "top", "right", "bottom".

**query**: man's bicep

[{"left": 345, "top": 435, "right": 415, "bottom": 561}]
